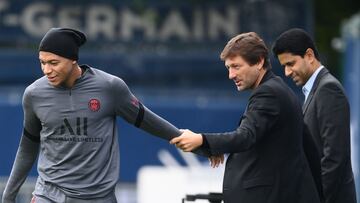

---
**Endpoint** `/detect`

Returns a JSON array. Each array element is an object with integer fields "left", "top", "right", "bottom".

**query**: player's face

[
  {"left": 225, "top": 55, "right": 262, "bottom": 91},
  {"left": 277, "top": 52, "right": 312, "bottom": 86},
  {"left": 39, "top": 51, "right": 76, "bottom": 87}
]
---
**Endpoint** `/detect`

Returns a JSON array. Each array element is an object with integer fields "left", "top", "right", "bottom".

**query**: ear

[
  {"left": 305, "top": 48, "right": 315, "bottom": 63},
  {"left": 72, "top": 61, "right": 76, "bottom": 64},
  {"left": 257, "top": 58, "right": 265, "bottom": 70}
]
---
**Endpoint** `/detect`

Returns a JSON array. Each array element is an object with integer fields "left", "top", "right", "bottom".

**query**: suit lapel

[{"left": 302, "top": 68, "right": 329, "bottom": 114}]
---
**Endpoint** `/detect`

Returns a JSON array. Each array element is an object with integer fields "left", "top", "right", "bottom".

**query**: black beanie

[{"left": 39, "top": 28, "right": 87, "bottom": 60}]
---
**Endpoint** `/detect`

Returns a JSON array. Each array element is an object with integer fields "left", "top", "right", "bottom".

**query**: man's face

[
  {"left": 39, "top": 51, "right": 75, "bottom": 87},
  {"left": 225, "top": 55, "right": 261, "bottom": 91},
  {"left": 277, "top": 52, "right": 312, "bottom": 86}
]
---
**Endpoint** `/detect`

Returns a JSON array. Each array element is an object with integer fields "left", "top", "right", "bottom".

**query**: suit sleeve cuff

[{"left": 201, "top": 134, "right": 210, "bottom": 148}]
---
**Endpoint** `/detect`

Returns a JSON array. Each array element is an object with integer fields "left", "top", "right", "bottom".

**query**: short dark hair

[
  {"left": 220, "top": 32, "right": 271, "bottom": 70},
  {"left": 272, "top": 28, "right": 320, "bottom": 60}
]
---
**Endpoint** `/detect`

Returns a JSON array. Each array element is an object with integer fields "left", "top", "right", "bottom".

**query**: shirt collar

[
  {"left": 302, "top": 65, "right": 324, "bottom": 101},
  {"left": 80, "top": 64, "right": 94, "bottom": 75}
]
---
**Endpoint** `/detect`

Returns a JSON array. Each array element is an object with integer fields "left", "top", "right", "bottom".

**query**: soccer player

[{"left": 2, "top": 28, "right": 188, "bottom": 203}]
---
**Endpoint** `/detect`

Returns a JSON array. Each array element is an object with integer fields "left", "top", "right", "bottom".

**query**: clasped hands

[{"left": 170, "top": 129, "right": 224, "bottom": 168}]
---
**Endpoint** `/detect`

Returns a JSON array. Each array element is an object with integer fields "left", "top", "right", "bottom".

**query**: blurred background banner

[
  {"left": 0, "top": 0, "right": 309, "bottom": 46},
  {"left": 0, "top": 0, "right": 311, "bottom": 87},
  {"left": 1, "top": 0, "right": 359, "bottom": 202}
]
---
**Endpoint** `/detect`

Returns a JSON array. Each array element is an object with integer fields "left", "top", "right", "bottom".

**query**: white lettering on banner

[
  {"left": 21, "top": 2, "right": 53, "bottom": 36},
  {"left": 86, "top": 5, "right": 117, "bottom": 40},
  {"left": 58, "top": 6, "right": 82, "bottom": 29},
  {"left": 192, "top": 9, "right": 204, "bottom": 41},
  {"left": 159, "top": 9, "right": 191, "bottom": 41},
  {"left": 0, "top": 1, "right": 9, "bottom": 12},
  {"left": 120, "top": 8, "right": 156, "bottom": 41},
  {"left": 209, "top": 7, "right": 238, "bottom": 40},
  {"left": 3, "top": 1, "right": 240, "bottom": 41}
]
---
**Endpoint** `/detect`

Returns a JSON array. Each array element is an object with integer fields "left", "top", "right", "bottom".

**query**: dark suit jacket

[
  {"left": 303, "top": 67, "right": 357, "bottom": 203},
  {"left": 201, "top": 71, "right": 320, "bottom": 203}
]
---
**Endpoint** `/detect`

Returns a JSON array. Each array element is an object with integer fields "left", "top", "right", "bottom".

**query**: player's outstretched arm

[
  {"left": 112, "top": 77, "right": 210, "bottom": 156},
  {"left": 112, "top": 77, "right": 181, "bottom": 140}
]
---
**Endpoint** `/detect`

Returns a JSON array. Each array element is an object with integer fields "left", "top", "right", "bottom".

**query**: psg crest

[{"left": 88, "top": 99, "right": 100, "bottom": 112}]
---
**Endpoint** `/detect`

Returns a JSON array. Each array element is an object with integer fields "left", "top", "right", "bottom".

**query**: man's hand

[
  {"left": 209, "top": 154, "right": 224, "bottom": 168},
  {"left": 170, "top": 129, "right": 203, "bottom": 152}
]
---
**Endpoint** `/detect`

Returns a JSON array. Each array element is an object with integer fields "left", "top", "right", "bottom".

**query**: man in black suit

[
  {"left": 272, "top": 28, "right": 357, "bottom": 203},
  {"left": 170, "top": 32, "right": 320, "bottom": 203}
]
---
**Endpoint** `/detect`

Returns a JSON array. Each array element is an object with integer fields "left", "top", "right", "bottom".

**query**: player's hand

[
  {"left": 170, "top": 129, "right": 203, "bottom": 152},
  {"left": 209, "top": 154, "right": 224, "bottom": 168}
]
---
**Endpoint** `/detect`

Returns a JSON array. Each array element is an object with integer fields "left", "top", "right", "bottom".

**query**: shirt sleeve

[
  {"left": 2, "top": 135, "right": 39, "bottom": 203},
  {"left": 317, "top": 82, "right": 350, "bottom": 202},
  {"left": 112, "top": 77, "right": 181, "bottom": 141},
  {"left": 23, "top": 86, "right": 42, "bottom": 141},
  {"left": 2, "top": 88, "right": 40, "bottom": 203}
]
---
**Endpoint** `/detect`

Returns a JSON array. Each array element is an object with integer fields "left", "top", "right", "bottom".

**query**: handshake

[{"left": 170, "top": 129, "right": 224, "bottom": 168}]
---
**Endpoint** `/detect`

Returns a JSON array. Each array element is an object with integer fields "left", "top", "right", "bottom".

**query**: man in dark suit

[
  {"left": 272, "top": 28, "right": 357, "bottom": 203},
  {"left": 170, "top": 32, "right": 320, "bottom": 203}
]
